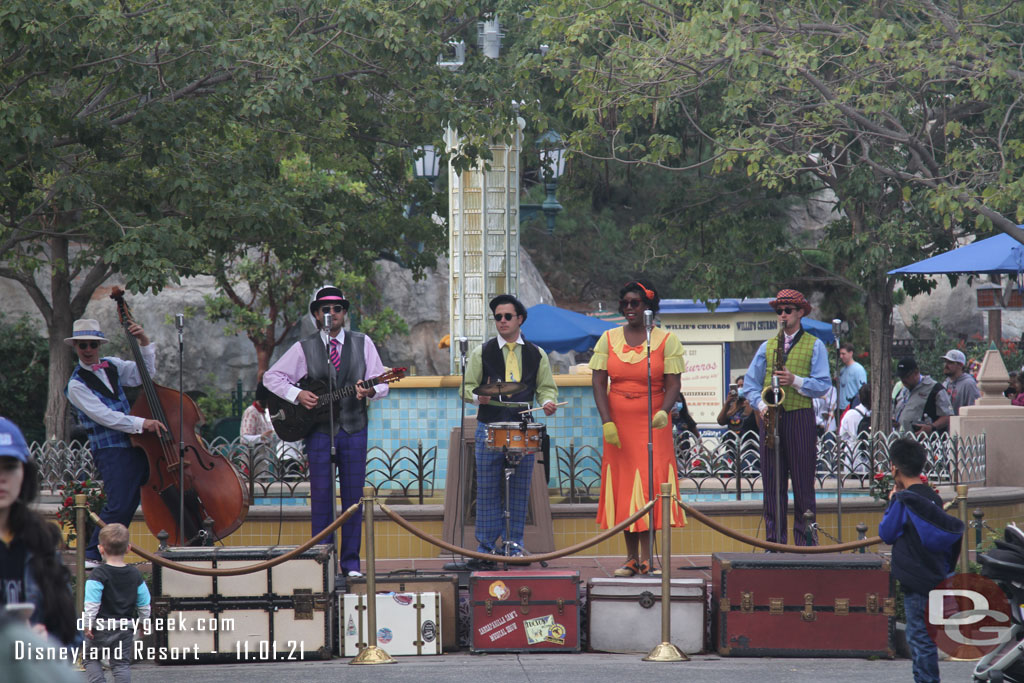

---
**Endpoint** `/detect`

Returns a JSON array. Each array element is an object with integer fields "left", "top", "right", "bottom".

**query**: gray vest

[{"left": 300, "top": 331, "right": 368, "bottom": 435}]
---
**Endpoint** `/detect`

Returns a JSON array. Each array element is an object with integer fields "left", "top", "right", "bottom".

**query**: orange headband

[{"left": 628, "top": 281, "right": 656, "bottom": 301}]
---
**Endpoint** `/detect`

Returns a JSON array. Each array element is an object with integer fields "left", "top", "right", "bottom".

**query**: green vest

[{"left": 765, "top": 331, "right": 816, "bottom": 411}]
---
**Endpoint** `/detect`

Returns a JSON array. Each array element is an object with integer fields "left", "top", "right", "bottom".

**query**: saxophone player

[{"left": 742, "top": 290, "right": 832, "bottom": 546}]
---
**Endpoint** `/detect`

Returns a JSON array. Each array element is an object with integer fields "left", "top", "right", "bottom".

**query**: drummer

[{"left": 462, "top": 294, "right": 558, "bottom": 568}]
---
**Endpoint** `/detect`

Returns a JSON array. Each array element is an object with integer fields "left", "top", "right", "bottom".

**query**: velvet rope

[
  {"left": 379, "top": 498, "right": 657, "bottom": 564},
  {"left": 88, "top": 502, "right": 361, "bottom": 576}
]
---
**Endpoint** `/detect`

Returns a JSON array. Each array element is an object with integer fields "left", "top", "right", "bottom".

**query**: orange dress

[{"left": 590, "top": 327, "right": 686, "bottom": 532}]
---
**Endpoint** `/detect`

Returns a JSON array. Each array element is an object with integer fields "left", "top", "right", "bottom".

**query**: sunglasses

[
  {"left": 76, "top": 341, "right": 100, "bottom": 350},
  {"left": 619, "top": 299, "right": 645, "bottom": 309},
  {"left": 493, "top": 313, "right": 518, "bottom": 322},
  {"left": 775, "top": 307, "right": 796, "bottom": 315},
  {"left": 320, "top": 305, "right": 345, "bottom": 314}
]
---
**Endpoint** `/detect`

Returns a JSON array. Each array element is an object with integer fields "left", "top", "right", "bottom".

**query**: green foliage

[
  {"left": 904, "top": 317, "right": 1024, "bottom": 380},
  {"left": 0, "top": 314, "right": 48, "bottom": 443}
]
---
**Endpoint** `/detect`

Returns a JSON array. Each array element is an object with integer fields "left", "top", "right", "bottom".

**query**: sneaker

[
  {"left": 613, "top": 558, "right": 640, "bottom": 577},
  {"left": 84, "top": 559, "right": 100, "bottom": 570},
  {"left": 346, "top": 570, "right": 364, "bottom": 578}
]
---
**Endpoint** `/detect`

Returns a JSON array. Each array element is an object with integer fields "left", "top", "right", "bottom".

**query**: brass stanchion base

[
  {"left": 349, "top": 645, "right": 397, "bottom": 665},
  {"left": 643, "top": 642, "right": 688, "bottom": 662}
]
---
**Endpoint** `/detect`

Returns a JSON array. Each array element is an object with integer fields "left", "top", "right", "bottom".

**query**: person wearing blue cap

[{"left": 0, "top": 417, "right": 78, "bottom": 646}]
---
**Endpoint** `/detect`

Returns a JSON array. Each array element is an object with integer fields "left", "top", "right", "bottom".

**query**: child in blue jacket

[{"left": 879, "top": 438, "right": 964, "bottom": 683}]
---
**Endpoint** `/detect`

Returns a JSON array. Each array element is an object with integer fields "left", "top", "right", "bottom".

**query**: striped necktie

[
  {"left": 505, "top": 345, "right": 519, "bottom": 382},
  {"left": 329, "top": 338, "right": 341, "bottom": 371}
]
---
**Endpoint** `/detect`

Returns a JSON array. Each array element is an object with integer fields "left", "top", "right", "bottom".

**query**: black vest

[
  {"left": 477, "top": 337, "right": 542, "bottom": 424},
  {"left": 300, "top": 331, "right": 368, "bottom": 435}
]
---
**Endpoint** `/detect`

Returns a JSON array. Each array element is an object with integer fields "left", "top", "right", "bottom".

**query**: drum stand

[{"left": 499, "top": 444, "right": 549, "bottom": 569}]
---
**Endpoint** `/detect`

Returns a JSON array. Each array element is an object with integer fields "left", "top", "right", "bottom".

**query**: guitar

[{"left": 265, "top": 367, "right": 407, "bottom": 441}]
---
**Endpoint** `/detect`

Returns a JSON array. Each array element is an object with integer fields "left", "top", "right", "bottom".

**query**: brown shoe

[{"left": 613, "top": 558, "right": 640, "bottom": 577}]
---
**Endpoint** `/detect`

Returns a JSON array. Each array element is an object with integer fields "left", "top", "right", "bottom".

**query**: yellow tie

[{"left": 505, "top": 345, "right": 520, "bottom": 382}]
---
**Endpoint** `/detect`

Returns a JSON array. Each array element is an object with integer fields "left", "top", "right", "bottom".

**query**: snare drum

[{"left": 485, "top": 422, "right": 545, "bottom": 453}]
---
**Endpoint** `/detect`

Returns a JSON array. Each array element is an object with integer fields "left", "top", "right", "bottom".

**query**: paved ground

[{"left": 129, "top": 652, "right": 977, "bottom": 682}]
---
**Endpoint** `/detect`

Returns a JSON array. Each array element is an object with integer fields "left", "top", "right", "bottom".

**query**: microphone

[
  {"left": 175, "top": 313, "right": 184, "bottom": 332},
  {"left": 323, "top": 312, "right": 332, "bottom": 332},
  {"left": 458, "top": 336, "right": 468, "bottom": 355},
  {"left": 643, "top": 309, "right": 654, "bottom": 330},
  {"left": 771, "top": 372, "right": 781, "bottom": 403},
  {"left": 832, "top": 318, "right": 842, "bottom": 336}
]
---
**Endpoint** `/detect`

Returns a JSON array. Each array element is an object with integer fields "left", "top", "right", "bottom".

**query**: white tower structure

[{"left": 445, "top": 119, "right": 524, "bottom": 370}]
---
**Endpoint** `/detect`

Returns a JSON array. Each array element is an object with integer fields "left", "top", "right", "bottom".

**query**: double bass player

[
  {"left": 742, "top": 290, "right": 831, "bottom": 546},
  {"left": 64, "top": 318, "right": 167, "bottom": 568}
]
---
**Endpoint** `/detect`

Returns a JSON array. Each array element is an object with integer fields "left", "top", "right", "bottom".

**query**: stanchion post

[
  {"left": 643, "top": 483, "right": 687, "bottom": 663},
  {"left": 973, "top": 508, "right": 985, "bottom": 554},
  {"left": 856, "top": 522, "right": 868, "bottom": 554},
  {"left": 350, "top": 486, "right": 396, "bottom": 665},
  {"left": 74, "top": 493, "right": 87, "bottom": 615},
  {"left": 957, "top": 485, "right": 970, "bottom": 575}
]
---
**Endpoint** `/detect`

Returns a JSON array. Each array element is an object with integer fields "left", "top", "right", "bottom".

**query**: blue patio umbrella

[
  {"left": 889, "top": 225, "right": 1024, "bottom": 276},
  {"left": 522, "top": 303, "right": 618, "bottom": 353},
  {"left": 801, "top": 317, "right": 836, "bottom": 345}
]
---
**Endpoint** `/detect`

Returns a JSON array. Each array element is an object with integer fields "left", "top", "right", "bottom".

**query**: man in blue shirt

[
  {"left": 838, "top": 343, "right": 868, "bottom": 410},
  {"left": 743, "top": 289, "right": 832, "bottom": 545}
]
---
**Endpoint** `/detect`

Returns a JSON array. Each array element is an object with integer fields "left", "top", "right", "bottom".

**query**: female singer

[{"left": 589, "top": 280, "right": 686, "bottom": 576}]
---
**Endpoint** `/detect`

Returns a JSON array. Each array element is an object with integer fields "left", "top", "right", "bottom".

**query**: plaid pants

[
  {"left": 307, "top": 428, "right": 368, "bottom": 573},
  {"left": 474, "top": 422, "right": 535, "bottom": 554}
]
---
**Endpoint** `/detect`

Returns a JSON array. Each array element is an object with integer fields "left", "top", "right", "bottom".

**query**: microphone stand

[
  {"left": 831, "top": 319, "right": 843, "bottom": 542},
  {"left": 644, "top": 310, "right": 655, "bottom": 568},
  {"left": 771, "top": 370, "right": 784, "bottom": 547},
  {"left": 176, "top": 314, "right": 187, "bottom": 545},
  {"left": 324, "top": 313, "right": 339, "bottom": 569},
  {"left": 444, "top": 337, "right": 471, "bottom": 571}
]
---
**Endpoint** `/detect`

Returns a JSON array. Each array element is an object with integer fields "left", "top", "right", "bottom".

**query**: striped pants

[
  {"left": 759, "top": 407, "right": 817, "bottom": 545},
  {"left": 474, "top": 421, "right": 535, "bottom": 555}
]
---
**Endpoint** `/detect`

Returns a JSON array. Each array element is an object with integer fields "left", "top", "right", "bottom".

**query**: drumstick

[{"left": 518, "top": 401, "right": 568, "bottom": 414}]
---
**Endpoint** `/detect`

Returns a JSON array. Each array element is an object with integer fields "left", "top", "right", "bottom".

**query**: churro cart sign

[
  {"left": 680, "top": 344, "right": 725, "bottom": 424},
  {"left": 661, "top": 311, "right": 778, "bottom": 343}
]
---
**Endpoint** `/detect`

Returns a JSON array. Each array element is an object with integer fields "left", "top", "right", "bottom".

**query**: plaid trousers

[{"left": 474, "top": 422, "right": 535, "bottom": 554}]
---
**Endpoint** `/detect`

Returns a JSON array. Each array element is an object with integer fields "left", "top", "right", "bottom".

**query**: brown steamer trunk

[{"left": 712, "top": 552, "right": 895, "bottom": 658}]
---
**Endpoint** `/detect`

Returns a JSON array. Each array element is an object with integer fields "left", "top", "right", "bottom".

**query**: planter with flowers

[{"left": 56, "top": 478, "right": 106, "bottom": 547}]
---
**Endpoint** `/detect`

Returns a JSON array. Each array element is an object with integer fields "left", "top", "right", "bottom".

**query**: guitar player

[{"left": 263, "top": 285, "right": 391, "bottom": 578}]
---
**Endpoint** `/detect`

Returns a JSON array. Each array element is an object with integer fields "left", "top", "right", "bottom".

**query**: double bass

[{"left": 111, "top": 287, "right": 249, "bottom": 545}]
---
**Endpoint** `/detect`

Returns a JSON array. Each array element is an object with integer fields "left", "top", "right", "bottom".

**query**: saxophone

[{"left": 761, "top": 328, "right": 787, "bottom": 451}]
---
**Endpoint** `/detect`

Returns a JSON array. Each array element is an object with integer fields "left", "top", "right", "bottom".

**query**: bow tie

[
  {"left": 623, "top": 343, "right": 646, "bottom": 354},
  {"left": 91, "top": 361, "right": 109, "bottom": 372}
]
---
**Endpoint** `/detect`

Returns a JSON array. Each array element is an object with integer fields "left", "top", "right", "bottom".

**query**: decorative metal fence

[
  {"left": 32, "top": 429, "right": 984, "bottom": 506},
  {"left": 550, "top": 430, "right": 986, "bottom": 502},
  {"left": 32, "top": 437, "right": 437, "bottom": 504}
]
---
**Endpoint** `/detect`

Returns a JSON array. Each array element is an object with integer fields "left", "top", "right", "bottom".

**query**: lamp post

[
  {"left": 413, "top": 144, "right": 441, "bottom": 185},
  {"left": 520, "top": 130, "right": 564, "bottom": 233}
]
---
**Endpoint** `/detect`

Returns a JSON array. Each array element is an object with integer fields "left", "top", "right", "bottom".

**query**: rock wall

[{"left": 5, "top": 247, "right": 554, "bottom": 393}]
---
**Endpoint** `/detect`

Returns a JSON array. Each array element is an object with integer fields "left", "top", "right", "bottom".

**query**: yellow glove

[
  {"left": 602, "top": 421, "right": 621, "bottom": 448},
  {"left": 652, "top": 410, "right": 669, "bottom": 430}
]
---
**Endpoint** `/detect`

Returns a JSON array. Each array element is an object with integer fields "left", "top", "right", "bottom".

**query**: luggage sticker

[
  {"left": 392, "top": 593, "right": 414, "bottom": 606},
  {"left": 546, "top": 623, "right": 566, "bottom": 645},
  {"left": 347, "top": 614, "right": 356, "bottom": 637},
  {"left": 378, "top": 627, "right": 393, "bottom": 644},
  {"left": 422, "top": 620, "right": 437, "bottom": 643},
  {"left": 524, "top": 615, "right": 566, "bottom": 645},
  {"left": 488, "top": 580, "right": 509, "bottom": 600}
]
